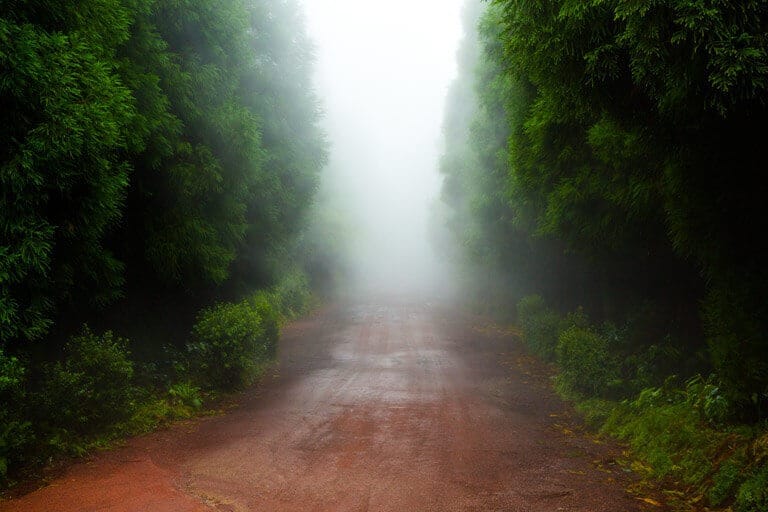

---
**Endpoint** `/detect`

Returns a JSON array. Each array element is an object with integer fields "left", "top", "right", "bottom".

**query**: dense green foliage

[
  {"left": 1, "top": 3, "right": 135, "bottom": 342},
  {"left": 272, "top": 270, "right": 314, "bottom": 320},
  {"left": 187, "top": 299, "right": 272, "bottom": 391},
  {"left": 515, "top": 295, "right": 562, "bottom": 360},
  {"left": 556, "top": 326, "right": 616, "bottom": 397},
  {"left": 0, "top": 328, "right": 138, "bottom": 480},
  {"left": 441, "top": 0, "right": 768, "bottom": 418},
  {"left": 497, "top": 0, "right": 768, "bottom": 414},
  {"left": 39, "top": 328, "right": 135, "bottom": 436},
  {"left": 185, "top": 276, "right": 309, "bottom": 392},
  {"left": 1, "top": 0, "right": 324, "bottom": 486},
  {"left": 0, "top": 348, "right": 30, "bottom": 478},
  {"left": 600, "top": 380, "right": 768, "bottom": 512},
  {"left": 1, "top": 0, "right": 326, "bottom": 350},
  {"left": 0, "top": 271, "right": 313, "bottom": 484},
  {"left": 441, "top": 1, "right": 768, "bottom": 507},
  {"left": 518, "top": 295, "right": 768, "bottom": 511}
]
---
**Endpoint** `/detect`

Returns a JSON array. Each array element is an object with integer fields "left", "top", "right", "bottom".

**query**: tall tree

[
  {"left": 1, "top": 0, "right": 327, "bottom": 348},
  {"left": 1, "top": 1, "right": 138, "bottom": 345},
  {"left": 233, "top": 0, "right": 327, "bottom": 287},
  {"left": 442, "top": 0, "right": 768, "bottom": 414},
  {"left": 120, "top": 0, "right": 264, "bottom": 288}
]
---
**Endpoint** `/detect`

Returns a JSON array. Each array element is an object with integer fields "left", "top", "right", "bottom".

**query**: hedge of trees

[
  {"left": 1, "top": 0, "right": 326, "bottom": 350},
  {"left": 440, "top": 2, "right": 768, "bottom": 506},
  {"left": 1, "top": 0, "right": 325, "bottom": 483},
  {"left": 440, "top": 0, "right": 768, "bottom": 421}
]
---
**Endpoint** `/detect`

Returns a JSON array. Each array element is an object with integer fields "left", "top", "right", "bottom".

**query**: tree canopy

[
  {"left": 1, "top": 0, "right": 327, "bottom": 349},
  {"left": 440, "top": 0, "right": 768, "bottom": 417}
]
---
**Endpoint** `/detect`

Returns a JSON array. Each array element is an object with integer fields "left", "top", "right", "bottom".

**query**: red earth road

[{"left": 1, "top": 300, "right": 656, "bottom": 511}]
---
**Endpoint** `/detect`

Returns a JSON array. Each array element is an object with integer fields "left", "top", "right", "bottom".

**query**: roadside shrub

[
  {"left": 39, "top": 327, "right": 135, "bottom": 438},
  {"left": 736, "top": 463, "right": 768, "bottom": 512},
  {"left": 564, "top": 307, "right": 590, "bottom": 330},
  {"left": 516, "top": 295, "right": 562, "bottom": 361},
  {"left": 187, "top": 300, "right": 268, "bottom": 391},
  {"left": 618, "top": 341, "right": 682, "bottom": 397},
  {"left": 248, "top": 291, "right": 281, "bottom": 358},
  {"left": 0, "top": 349, "right": 32, "bottom": 480},
  {"left": 685, "top": 374, "right": 730, "bottom": 427},
  {"left": 710, "top": 448, "right": 748, "bottom": 507},
  {"left": 168, "top": 382, "right": 203, "bottom": 410},
  {"left": 573, "top": 397, "right": 615, "bottom": 428},
  {"left": 519, "top": 300, "right": 766, "bottom": 511},
  {"left": 556, "top": 326, "right": 618, "bottom": 397},
  {"left": 274, "top": 270, "right": 312, "bottom": 319},
  {"left": 516, "top": 295, "right": 546, "bottom": 330},
  {"left": 528, "top": 310, "right": 563, "bottom": 361},
  {"left": 704, "top": 284, "right": 768, "bottom": 420},
  {"left": 603, "top": 382, "right": 729, "bottom": 485},
  {"left": 124, "top": 383, "right": 204, "bottom": 435}
]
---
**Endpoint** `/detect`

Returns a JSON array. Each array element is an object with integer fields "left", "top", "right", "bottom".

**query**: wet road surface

[{"left": 1, "top": 300, "right": 651, "bottom": 511}]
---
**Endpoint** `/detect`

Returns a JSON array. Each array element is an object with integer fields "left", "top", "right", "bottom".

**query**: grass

[{"left": 559, "top": 377, "right": 768, "bottom": 511}]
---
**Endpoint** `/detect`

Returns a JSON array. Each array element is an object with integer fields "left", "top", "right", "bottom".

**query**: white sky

[{"left": 303, "top": 0, "right": 464, "bottom": 295}]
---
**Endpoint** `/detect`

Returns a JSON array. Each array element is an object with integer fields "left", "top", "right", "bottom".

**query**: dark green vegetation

[
  {"left": 1, "top": 0, "right": 324, "bottom": 486},
  {"left": 440, "top": 1, "right": 768, "bottom": 510},
  {"left": 517, "top": 299, "right": 768, "bottom": 511}
]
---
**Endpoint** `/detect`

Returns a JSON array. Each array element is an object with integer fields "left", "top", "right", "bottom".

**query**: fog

[{"left": 304, "top": 0, "right": 464, "bottom": 297}]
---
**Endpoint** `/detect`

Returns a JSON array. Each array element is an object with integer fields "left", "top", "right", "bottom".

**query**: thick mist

[{"left": 304, "top": 0, "right": 463, "bottom": 298}]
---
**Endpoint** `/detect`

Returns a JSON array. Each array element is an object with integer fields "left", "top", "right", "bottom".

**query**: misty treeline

[
  {"left": 1, "top": 0, "right": 326, "bottom": 481},
  {"left": 439, "top": 1, "right": 768, "bottom": 508}
]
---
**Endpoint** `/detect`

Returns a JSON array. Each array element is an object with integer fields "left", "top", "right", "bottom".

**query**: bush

[
  {"left": 168, "top": 381, "right": 203, "bottom": 410},
  {"left": 556, "top": 326, "right": 618, "bottom": 397},
  {"left": 602, "top": 381, "right": 732, "bottom": 485},
  {"left": 710, "top": 448, "right": 748, "bottom": 507},
  {"left": 38, "top": 327, "right": 135, "bottom": 438},
  {"left": 573, "top": 397, "right": 616, "bottom": 428},
  {"left": 273, "top": 270, "right": 312, "bottom": 319},
  {"left": 685, "top": 374, "right": 730, "bottom": 427},
  {"left": 617, "top": 341, "right": 682, "bottom": 397},
  {"left": 248, "top": 292, "right": 281, "bottom": 358},
  {"left": 516, "top": 295, "right": 562, "bottom": 361},
  {"left": 704, "top": 283, "right": 768, "bottom": 419},
  {"left": 121, "top": 381, "right": 204, "bottom": 436},
  {"left": 528, "top": 310, "right": 563, "bottom": 361},
  {"left": 513, "top": 299, "right": 766, "bottom": 511},
  {"left": 736, "top": 463, "right": 768, "bottom": 512},
  {"left": 516, "top": 295, "right": 546, "bottom": 330},
  {"left": 187, "top": 300, "right": 270, "bottom": 391},
  {"left": 0, "top": 349, "right": 32, "bottom": 480}
]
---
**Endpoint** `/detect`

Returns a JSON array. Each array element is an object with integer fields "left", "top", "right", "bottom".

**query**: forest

[
  {"left": 1, "top": 0, "right": 326, "bottom": 483},
  {"left": 2, "top": 0, "right": 768, "bottom": 510},
  {"left": 439, "top": 0, "right": 768, "bottom": 509}
]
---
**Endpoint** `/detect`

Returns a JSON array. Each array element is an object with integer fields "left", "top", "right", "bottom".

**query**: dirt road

[{"left": 1, "top": 300, "right": 653, "bottom": 511}]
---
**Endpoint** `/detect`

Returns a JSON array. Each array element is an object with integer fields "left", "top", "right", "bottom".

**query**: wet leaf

[{"left": 636, "top": 497, "right": 662, "bottom": 507}]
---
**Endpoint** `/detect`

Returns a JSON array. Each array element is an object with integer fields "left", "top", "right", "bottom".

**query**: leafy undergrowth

[
  {"left": 0, "top": 376, "right": 213, "bottom": 496},
  {"left": 1, "top": 271, "right": 314, "bottom": 492},
  {"left": 515, "top": 295, "right": 768, "bottom": 512},
  {"left": 569, "top": 388, "right": 768, "bottom": 511},
  {"left": 59, "top": 382, "right": 208, "bottom": 459}
]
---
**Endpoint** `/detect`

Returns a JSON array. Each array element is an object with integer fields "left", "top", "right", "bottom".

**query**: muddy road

[{"left": 1, "top": 300, "right": 652, "bottom": 511}]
